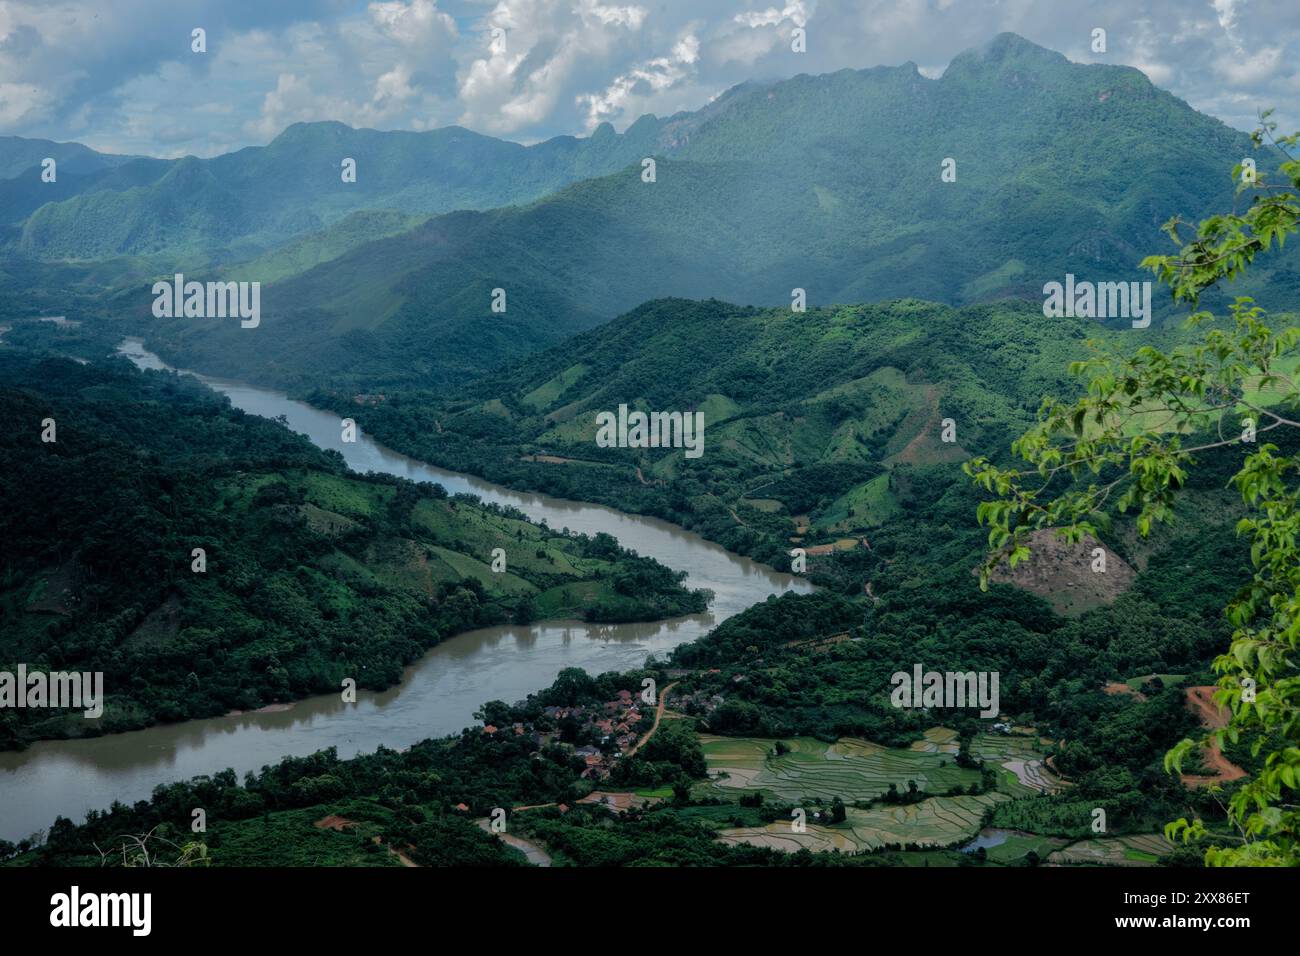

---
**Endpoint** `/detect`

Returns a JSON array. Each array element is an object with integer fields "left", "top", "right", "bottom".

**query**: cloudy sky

[{"left": 1, "top": 0, "right": 1297, "bottom": 158}]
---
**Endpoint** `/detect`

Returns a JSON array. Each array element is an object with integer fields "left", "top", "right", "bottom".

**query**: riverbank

[{"left": 0, "top": 341, "right": 810, "bottom": 843}]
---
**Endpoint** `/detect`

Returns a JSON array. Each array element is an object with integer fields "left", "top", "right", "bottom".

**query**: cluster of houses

[{"left": 481, "top": 689, "right": 649, "bottom": 781}]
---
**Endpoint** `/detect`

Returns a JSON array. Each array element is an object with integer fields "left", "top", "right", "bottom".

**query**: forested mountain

[
  {"left": 0, "top": 351, "right": 705, "bottom": 749},
  {"left": 0, "top": 136, "right": 137, "bottom": 180},
  {"left": 132, "top": 33, "right": 1297, "bottom": 390},
  {"left": 4, "top": 117, "right": 663, "bottom": 263}
]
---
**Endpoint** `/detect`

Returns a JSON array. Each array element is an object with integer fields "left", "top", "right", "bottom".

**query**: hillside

[
  {"left": 304, "top": 290, "right": 1270, "bottom": 621},
  {"left": 133, "top": 33, "right": 1295, "bottom": 390},
  {"left": 0, "top": 351, "right": 706, "bottom": 749},
  {"left": 9, "top": 577, "right": 1234, "bottom": 867},
  {"left": 303, "top": 296, "right": 1117, "bottom": 567}
]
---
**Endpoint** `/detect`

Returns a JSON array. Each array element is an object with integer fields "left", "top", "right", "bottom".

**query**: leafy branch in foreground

[
  {"left": 965, "top": 115, "right": 1300, "bottom": 866},
  {"left": 92, "top": 827, "right": 211, "bottom": 867}
]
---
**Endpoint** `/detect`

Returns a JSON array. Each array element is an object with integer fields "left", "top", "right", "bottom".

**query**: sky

[{"left": 0, "top": 0, "right": 1297, "bottom": 158}]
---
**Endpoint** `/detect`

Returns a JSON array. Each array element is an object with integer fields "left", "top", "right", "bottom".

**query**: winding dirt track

[
  {"left": 625, "top": 681, "right": 679, "bottom": 759},
  {"left": 1181, "top": 686, "right": 1247, "bottom": 787}
]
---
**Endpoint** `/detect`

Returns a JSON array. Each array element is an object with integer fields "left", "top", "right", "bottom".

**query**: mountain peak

[
  {"left": 944, "top": 32, "right": 1069, "bottom": 77},
  {"left": 269, "top": 120, "right": 354, "bottom": 146}
]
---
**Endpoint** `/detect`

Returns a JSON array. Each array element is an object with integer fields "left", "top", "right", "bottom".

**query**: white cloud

[
  {"left": 581, "top": 2, "right": 648, "bottom": 29},
  {"left": 455, "top": 0, "right": 653, "bottom": 135},
  {"left": 576, "top": 31, "right": 700, "bottom": 129},
  {"left": 0, "top": 81, "right": 49, "bottom": 126},
  {"left": 733, "top": 2, "right": 808, "bottom": 29},
  {"left": 368, "top": 0, "right": 457, "bottom": 45},
  {"left": 0, "top": 0, "right": 1296, "bottom": 154}
]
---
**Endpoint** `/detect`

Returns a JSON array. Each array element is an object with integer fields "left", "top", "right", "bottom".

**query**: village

[
  {"left": 474, "top": 677, "right": 724, "bottom": 782},
  {"left": 480, "top": 687, "right": 648, "bottom": 781}
]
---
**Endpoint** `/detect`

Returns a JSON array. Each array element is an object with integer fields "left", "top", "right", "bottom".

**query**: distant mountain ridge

[
  {"left": 2, "top": 117, "right": 674, "bottom": 262},
  {"left": 0, "top": 135, "right": 138, "bottom": 180},
  {"left": 133, "top": 32, "right": 1297, "bottom": 390}
]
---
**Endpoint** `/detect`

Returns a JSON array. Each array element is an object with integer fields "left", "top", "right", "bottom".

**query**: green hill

[
  {"left": 298, "top": 296, "right": 1132, "bottom": 568},
  {"left": 0, "top": 136, "right": 138, "bottom": 181},
  {"left": 0, "top": 351, "right": 706, "bottom": 749}
]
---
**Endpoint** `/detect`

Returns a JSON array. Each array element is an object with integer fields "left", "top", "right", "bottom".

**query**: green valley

[{"left": 0, "top": 351, "right": 706, "bottom": 749}]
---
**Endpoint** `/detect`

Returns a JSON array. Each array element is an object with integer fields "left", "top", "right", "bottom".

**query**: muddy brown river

[{"left": 0, "top": 339, "right": 811, "bottom": 842}]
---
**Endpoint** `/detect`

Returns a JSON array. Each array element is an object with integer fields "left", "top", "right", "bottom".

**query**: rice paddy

[
  {"left": 696, "top": 732, "right": 983, "bottom": 804},
  {"left": 718, "top": 793, "right": 1010, "bottom": 853},
  {"left": 696, "top": 731, "right": 1067, "bottom": 856},
  {"left": 1046, "top": 834, "right": 1173, "bottom": 866},
  {"left": 970, "top": 733, "right": 1066, "bottom": 796}
]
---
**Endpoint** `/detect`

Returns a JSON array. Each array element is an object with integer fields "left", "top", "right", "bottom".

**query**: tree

[
  {"left": 831, "top": 797, "right": 847, "bottom": 824},
  {"left": 965, "top": 115, "right": 1300, "bottom": 866}
]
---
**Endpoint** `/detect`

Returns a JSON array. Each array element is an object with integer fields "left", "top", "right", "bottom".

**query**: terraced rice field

[
  {"left": 1046, "top": 834, "right": 1173, "bottom": 866},
  {"left": 970, "top": 733, "right": 1065, "bottom": 796},
  {"left": 697, "top": 734, "right": 982, "bottom": 803},
  {"left": 907, "top": 727, "right": 961, "bottom": 753},
  {"left": 718, "top": 793, "right": 1010, "bottom": 853}
]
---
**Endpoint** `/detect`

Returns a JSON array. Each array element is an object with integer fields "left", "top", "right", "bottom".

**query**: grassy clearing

[
  {"left": 520, "top": 363, "right": 589, "bottom": 410},
  {"left": 1124, "top": 673, "right": 1186, "bottom": 691},
  {"left": 962, "top": 828, "right": 1069, "bottom": 865},
  {"left": 816, "top": 473, "right": 898, "bottom": 531}
]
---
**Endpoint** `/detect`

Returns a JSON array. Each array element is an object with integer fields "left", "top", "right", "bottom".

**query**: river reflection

[{"left": 0, "top": 340, "right": 811, "bottom": 841}]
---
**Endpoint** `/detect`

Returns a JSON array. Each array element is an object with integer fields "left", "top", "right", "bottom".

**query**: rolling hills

[{"left": 302, "top": 295, "right": 1118, "bottom": 567}]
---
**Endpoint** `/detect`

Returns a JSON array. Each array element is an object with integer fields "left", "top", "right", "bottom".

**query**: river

[{"left": 0, "top": 339, "right": 811, "bottom": 842}]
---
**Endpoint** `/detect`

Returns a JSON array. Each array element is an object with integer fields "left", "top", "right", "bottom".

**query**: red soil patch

[
  {"left": 314, "top": 814, "right": 356, "bottom": 831},
  {"left": 1185, "top": 686, "right": 1230, "bottom": 729},
  {"left": 805, "top": 539, "right": 860, "bottom": 556},
  {"left": 1180, "top": 687, "right": 1247, "bottom": 788},
  {"left": 578, "top": 791, "right": 661, "bottom": 813},
  {"left": 1103, "top": 682, "right": 1145, "bottom": 701}
]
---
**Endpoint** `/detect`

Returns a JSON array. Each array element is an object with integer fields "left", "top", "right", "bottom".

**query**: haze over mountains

[{"left": 2, "top": 33, "right": 1292, "bottom": 391}]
